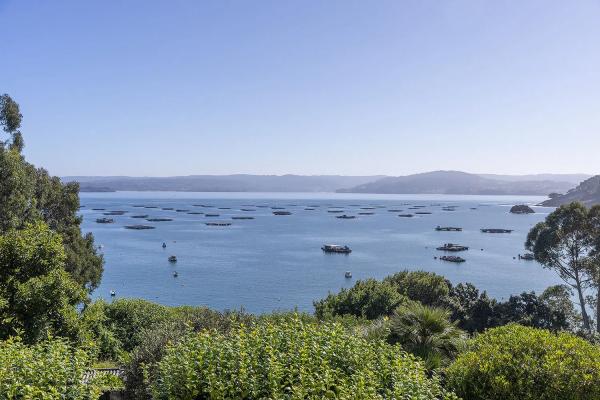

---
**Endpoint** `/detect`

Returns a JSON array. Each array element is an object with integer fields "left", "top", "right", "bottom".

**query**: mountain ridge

[{"left": 64, "top": 171, "right": 589, "bottom": 195}]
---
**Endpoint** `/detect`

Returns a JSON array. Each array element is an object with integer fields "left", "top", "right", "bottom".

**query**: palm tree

[{"left": 388, "top": 302, "right": 466, "bottom": 370}]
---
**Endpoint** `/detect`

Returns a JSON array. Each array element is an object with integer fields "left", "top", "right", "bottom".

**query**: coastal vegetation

[{"left": 2, "top": 94, "right": 600, "bottom": 398}]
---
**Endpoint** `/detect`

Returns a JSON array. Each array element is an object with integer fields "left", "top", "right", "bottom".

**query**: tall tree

[
  {"left": 0, "top": 94, "right": 103, "bottom": 289},
  {"left": 526, "top": 202, "right": 594, "bottom": 331},
  {"left": 0, "top": 93, "right": 23, "bottom": 152},
  {"left": 586, "top": 204, "right": 600, "bottom": 332}
]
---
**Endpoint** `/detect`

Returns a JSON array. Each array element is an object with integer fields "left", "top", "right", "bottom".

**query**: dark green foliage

[
  {"left": 0, "top": 222, "right": 87, "bottom": 343},
  {"left": 314, "top": 278, "right": 407, "bottom": 319},
  {"left": 446, "top": 324, "right": 600, "bottom": 400},
  {"left": 0, "top": 94, "right": 22, "bottom": 151},
  {"left": 0, "top": 95, "right": 103, "bottom": 290},
  {"left": 445, "top": 283, "right": 497, "bottom": 333},
  {"left": 388, "top": 303, "right": 466, "bottom": 370},
  {"left": 149, "top": 315, "right": 458, "bottom": 399},
  {"left": 0, "top": 148, "right": 37, "bottom": 231},
  {"left": 316, "top": 272, "right": 578, "bottom": 334},
  {"left": 526, "top": 202, "right": 595, "bottom": 331},
  {"left": 494, "top": 290, "right": 574, "bottom": 331},
  {"left": 384, "top": 270, "right": 451, "bottom": 307}
]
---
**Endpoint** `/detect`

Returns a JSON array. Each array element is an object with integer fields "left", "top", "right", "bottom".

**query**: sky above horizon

[{"left": 1, "top": 1, "right": 599, "bottom": 177}]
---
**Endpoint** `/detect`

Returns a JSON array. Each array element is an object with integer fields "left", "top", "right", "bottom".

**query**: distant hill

[
  {"left": 63, "top": 174, "right": 385, "bottom": 193},
  {"left": 337, "top": 171, "right": 579, "bottom": 195},
  {"left": 478, "top": 173, "right": 590, "bottom": 184},
  {"left": 64, "top": 171, "right": 589, "bottom": 195},
  {"left": 540, "top": 176, "right": 600, "bottom": 206}
]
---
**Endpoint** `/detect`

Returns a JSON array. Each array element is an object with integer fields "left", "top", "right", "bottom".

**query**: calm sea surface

[{"left": 80, "top": 192, "right": 559, "bottom": 313}]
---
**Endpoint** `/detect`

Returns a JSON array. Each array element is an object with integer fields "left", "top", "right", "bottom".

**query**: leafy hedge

[
  {"left": 0, "top": 337, "right": 102, "bottom": 399},
  {"left": 149, "top": 315, "right": 457, "bottom": 399},
  {"left": 445, "top": 324, "right": 600, "bottom": 400}
]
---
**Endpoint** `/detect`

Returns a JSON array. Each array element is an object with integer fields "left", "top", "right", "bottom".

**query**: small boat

[
  {"left": 336, "top": 215, "right": 356, "bottom": 219},
  {"left": 415, "top": 212, "right": 432, "bottom": 215},
  {"left": 304, "top": 208, "right": 316, "bottom": 211},
  {"left": 175, "top": 209, "right": 190, "bottom": 212},
  {"left": 240, "top": 209, "right": 255, "bottom": 212},
  {"left": 187, "top": 212, "right": 204, "bottom": 215},
  {"left": 173, "top": 271, "right": 178, "bottom": 277},
  {"left": 96, "top": 218, "right": 114, "bottom": 223},
  {"left": 360, "top": 207, "right": 375, "bottom": 210},
  {"left": 398, "top": 214, "right": 414, "bottom": 218},
  {"left": 436, "top": 243, "right": 469, "bottom": 252},
  {"left": 162, "top": 207, "right": 174, "bottom": 210},
  {"left": 205, "top": 214, "right": 220, "bottom": 217},
  {"left": 481, "top": 228, "right": 513, "bottom": 233},
  {"left": 440, "top": 255, "right": 466, "bottom": 263},
  {"left": 345, "top": 271, "right": 352, "bottom": 278},
  {"left": 92, "top": 208, "right": 106, "bottom": 211},
  {"left": 218, "top": 207, "right": 231, "bottom": 210},
  {"left": 273, "top": 211, "right": 292, "bottom": 215},
  {"left": 328, "top": 210, "right": 344, "bottom": 213},
  {"left": 131, "top": 214, "right": 149, "bottom": 218},
  {"left": 162, "top": 242, "right": 167, "bottom": 248},
  {"left": 322, "top": 244, "right": 352, "bottom": 254},
  {"left": 359, "top": 212, "right": 374, "bottom": 215},
  {"left": 435, "top": 226, "right": 462, "bottom": 232},
  {"left": 168, "top": 255, "right": 177, "bottom": 263},
  {"left": 271, "top": 207, "right": 285, "bottom": 210},
  {"left": 144, "top": 206, "right": 158, "bottom": 209},
  {"left": 146, "top": 218, "right": 173, "bottom": 222},
  {"left": 206, "top": 222, "right": 232, "bottom": 226},
  {"left": 519, "top": 253, "right": 535, "bottom": 260},
  {"left": 110, "top": 290, "right": 116, "bottom": 297},
  {"left": 232, "top": 216, "right": 254, "bottom": 220}
]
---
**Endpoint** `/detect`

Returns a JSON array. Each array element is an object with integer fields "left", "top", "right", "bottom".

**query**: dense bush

[
  {"left": 314, "top": 278, "right": 407, "bottom": 319},
  {"left": 0, "top": 337, "right": 103, "bottom": 399},
  {"left": 0, "top": 222, "right": 87, "bottom": 343},
  {"left": 120, "top": 302, "right": 254, "bottom": 399},
  {"left": 149, "top": 315, "right": 458, "bottom": 399},
  {"left": 384, "top": 270, "right": 452, "bottom": 307},
  {"left": 316, "top": 271, "right": 578, "bottom": 334},
  {"left": 445, "top": 324, "right": 600, "bottom": 400}
]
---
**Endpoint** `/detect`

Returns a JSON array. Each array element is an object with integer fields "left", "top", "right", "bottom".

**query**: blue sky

[{"left": 1, "top": 1, "right": 599, "bottom": 176}]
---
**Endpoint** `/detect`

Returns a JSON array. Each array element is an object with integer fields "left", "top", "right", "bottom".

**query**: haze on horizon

[{"left": 1, "top": 0, "right": 599, "bottom": 177}]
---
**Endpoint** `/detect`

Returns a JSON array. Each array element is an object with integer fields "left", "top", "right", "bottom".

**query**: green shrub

[
  {"left": 0, "top": 337, "right": 101, "bottom": 399},
  {"left": 445, "top": 324, "right": 600, "bottom": 400},
  {"left": 384, "top": 270, "right": 451, "bottom": 307},
  {"left": 149, "top": 315, "right": 458, "bottom": 399},
  {"left": 314, "top": 279, "right": 407, "bottom": 319}
]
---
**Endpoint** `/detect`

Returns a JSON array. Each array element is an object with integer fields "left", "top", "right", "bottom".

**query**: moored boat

[
  {"left": 436, "top": 243, "right": 469, "bottom": 252},
  {"left": 519, "top": 253, "right": 535, "bottom": 260},
  {"left": 322, "top": 244, "right": 352, "bottom": 254},
  {"left": 96, "top": 218, "right": 114, "bottom": 223},
  {"left": 481, "top": 228, "right": 513, "bottom": 233},
  {"left": 336, "top": 215, "right": 356, "bottom": 219},
  {"left": 440, "top": 255, "right": 465, "bottom": 263},
  {"left": 435, "top": 226, "right": 462, "bottom": 231},
  {"left": 168, "top": 255, "right": 177, "bottom": 263},
  {"left": 273, "top": 211, "right": 292, "bottom": 215}
]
